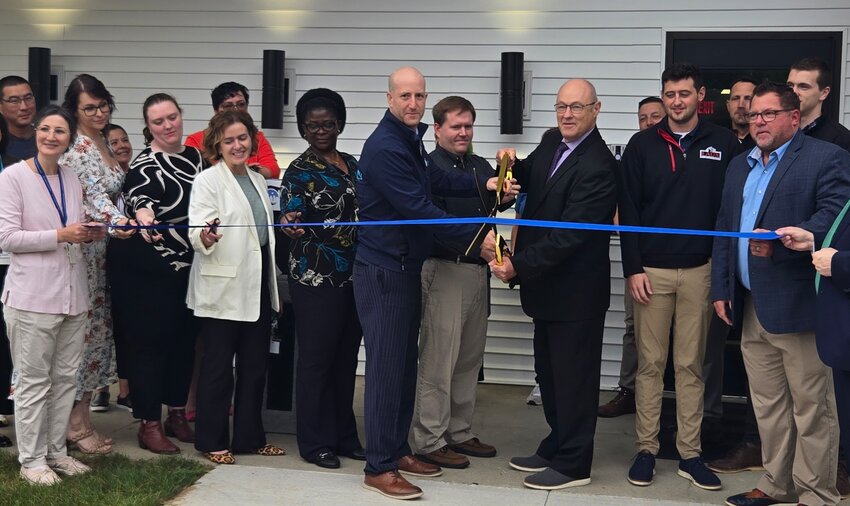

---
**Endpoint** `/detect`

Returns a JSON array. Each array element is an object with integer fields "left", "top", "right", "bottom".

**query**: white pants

[{"left": 5, "top": 306, "right": 86, "bottom": 468}]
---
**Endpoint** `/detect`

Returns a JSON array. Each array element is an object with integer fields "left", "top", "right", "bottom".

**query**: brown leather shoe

[
  {"left": 416, "top": 446, "right": 469, "bottom": 469},
  {"left": 706, "top": 441, "right": 763, "bottom": 473},
  {"left": 597, "top": 387, "right": 635, "bottom": 418},
  {"left": 398, "top": 454, "right": 443, "bottom": 477},
  {"left": 837, "top": 460, "right": 850, "bottom": 499},
  {"left": 363, "top": 470, "right": 423, "bottom": 500},
  {"left": 164, "top": 409, "right": 195, "bottom": 443},
  {"left": 449, "top": 437, "right": 497, "bottom": 458},
  {"left": 138, "top": 421, "right": 180, "bottom": 455}
]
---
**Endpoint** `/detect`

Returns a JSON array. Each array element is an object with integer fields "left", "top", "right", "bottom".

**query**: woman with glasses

[
  {"left": 59, "top": 74, "right": 133, "bottom": 455},
  {"left": 281, "top": 88, "right": 365, "bottom": 468},
  {"left": 0, "top": 105, "right": 106, "bottom": 485}
]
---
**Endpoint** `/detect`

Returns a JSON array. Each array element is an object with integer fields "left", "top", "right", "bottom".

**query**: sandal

[
  {"left": 204, "top": 451, "right": 235, "bottom": 465},
  {"left": 67, "top": 429, "right": 112, "bottom": 455},
  {"left": 255, "top": 444, "right": 285, "bottom": 456}
]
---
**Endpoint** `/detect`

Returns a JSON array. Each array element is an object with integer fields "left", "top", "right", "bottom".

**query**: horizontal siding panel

[
  {"left": 0, "top": 40, "right": 662, "bottom": 63},
  {"left": 57, "top": 25, "right": 663, "bottom": 46},
  {"left": 4, "top": 7, "right": 849, "bottom": 30}
]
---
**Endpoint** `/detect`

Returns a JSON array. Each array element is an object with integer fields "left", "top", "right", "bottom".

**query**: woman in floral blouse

[
  {"left": 281, "top": 88, "right": 365, "bottom": 469},
  {"left": 59, "top": 74, "right": 133, "bottom": 454}
]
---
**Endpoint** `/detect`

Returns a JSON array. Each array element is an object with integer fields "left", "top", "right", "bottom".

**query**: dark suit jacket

[
  {"left": 816, "top": 208, "right": 850, "bottom": 371},
  {"left": 510, "top": 127, "right": 618, "bottom": 322},
  {"left": 711, "top": 131, "right": 850, "bottom": 334}
]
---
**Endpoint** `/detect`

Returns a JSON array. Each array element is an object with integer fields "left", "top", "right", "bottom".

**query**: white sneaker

[
  {"left": 526, "top": 384, "right": 542, "bottom": 406},
  {"left": 20, "top": 465, "right": 62, "bottom": 486},
  {"left": 48, "top": 456, "right": 92, "bottom": 476}
]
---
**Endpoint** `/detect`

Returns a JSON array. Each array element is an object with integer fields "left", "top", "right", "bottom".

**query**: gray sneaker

[
  {"left": 509, "top": 454, "right": 550, "bottom": 472},
  {"left": 523, "top": 468, "right": 591, "bottom": 490},
  {"left": 90, "top": 390, "right": 109, "bottom": 412}
]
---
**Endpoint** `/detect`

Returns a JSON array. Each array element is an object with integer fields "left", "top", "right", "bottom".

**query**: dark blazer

[
  {"left": 510, "top": 127, "right": 618, "bottom": 322},
  {"left": 711, "top": 131, "right": 850, "bottom": 334},
  {"left": 816, "top": 208, "right": 850, "bottom": 370}
]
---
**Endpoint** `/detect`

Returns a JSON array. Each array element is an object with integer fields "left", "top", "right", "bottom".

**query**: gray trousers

[
  {"left": 412, "top": 258, "right": 489, "bottom": 454},
  {"left": 5, "top": 306, "right": 86, "bottom": 468},
  {"left": 618, "top": 291, "right": 637, "bottom": 391}
]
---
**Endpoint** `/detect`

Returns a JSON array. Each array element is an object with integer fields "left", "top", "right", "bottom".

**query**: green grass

[{"left": 0, "top": 451, "right": 210, "bottom": 506}]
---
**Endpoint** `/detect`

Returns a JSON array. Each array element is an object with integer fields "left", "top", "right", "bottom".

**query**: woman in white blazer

[{"left": 187, "top": 110, "right": 283, "bottom": 465}]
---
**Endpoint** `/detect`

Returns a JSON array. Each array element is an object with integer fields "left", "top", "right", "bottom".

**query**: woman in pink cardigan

[{"left": 0, "top": 105, "right": 106, "bottom": 486}]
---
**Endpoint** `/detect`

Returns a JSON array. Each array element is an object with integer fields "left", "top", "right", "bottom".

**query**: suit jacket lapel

[
  {"left": 755, "top": 133, "right": 803, "bottom": 225},
  {"left": 523, "top": 129, "right": 599, "bottom": 218}
]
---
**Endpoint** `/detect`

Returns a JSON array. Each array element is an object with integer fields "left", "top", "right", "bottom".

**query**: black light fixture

[{"left": 500, "top": 52, "right": 524, "bottom": 135}]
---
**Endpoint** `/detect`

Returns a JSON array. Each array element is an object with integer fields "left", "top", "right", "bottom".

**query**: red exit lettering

[{"left": 698, "top": 101, "right": 715, "bottom": 115}]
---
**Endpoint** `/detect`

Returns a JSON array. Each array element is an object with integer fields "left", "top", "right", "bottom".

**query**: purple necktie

[{"left": 548, "top": 142, "right": 570, "bottom": 179}]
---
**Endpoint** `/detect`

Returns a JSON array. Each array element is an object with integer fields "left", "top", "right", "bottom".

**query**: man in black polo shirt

[
  {"left": 412, "top": 96, "right": 511, "bottom": 470},
  {"left": 787, "top": 57, "right": 850, "bottom": 152}
]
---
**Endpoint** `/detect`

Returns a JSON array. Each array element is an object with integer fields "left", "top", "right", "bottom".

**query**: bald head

[
  {"left": 387, "top": 66, "right": 428, "bottom": 127},
  {"left": 388, "top": 66, "right": 425, "bottom": 93},
  {"left": 555, "top": 79, "right": 601, "bottom": 141}
]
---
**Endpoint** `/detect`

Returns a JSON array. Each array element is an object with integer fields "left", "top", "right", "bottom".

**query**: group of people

[
  {"left": 592, "top": 59, "right": 850, "bottom": 506},
  {"left": 0, "top": 76, "right": 288, "bottom": 485},
  {"left": 0, "top": 56, "right": 849, "bottom": 506}
]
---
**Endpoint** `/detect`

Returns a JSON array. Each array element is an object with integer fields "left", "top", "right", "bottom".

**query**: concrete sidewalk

[
  {"left": 1, "top": 382, "right": 765, "bottom": 504},
  {"left": 170, "top": 465, "right": 716, "bottom": 505}
]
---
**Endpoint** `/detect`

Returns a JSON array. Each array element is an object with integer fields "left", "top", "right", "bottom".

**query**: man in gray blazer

[{"left": 712, "top": 81, "right": 850, "bottom": 506}]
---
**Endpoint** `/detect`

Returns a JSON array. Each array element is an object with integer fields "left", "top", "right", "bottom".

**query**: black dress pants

[
  {"left": 107, "top": 239, "right": 196, "bottom": 421},
  {"left": 291, "top": 282, "right": 363, "bottom": 460},
  {"left": 0, "top": 265, "right": 12, "bottom": 415},
  {"left": 533, "top": 316, "right": 605, "bottom": 479},
  {"left": 194, "top": 253, "right": 272, "bottom": 453}
]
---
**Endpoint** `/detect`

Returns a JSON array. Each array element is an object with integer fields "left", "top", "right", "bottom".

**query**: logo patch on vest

[{"left": 699, "top": 147, "right": 722, "bottom": 161}]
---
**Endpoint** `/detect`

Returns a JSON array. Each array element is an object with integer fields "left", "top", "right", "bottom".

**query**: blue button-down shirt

[{"left": 737, "top": 139, "right": 793, "bottom": 289}]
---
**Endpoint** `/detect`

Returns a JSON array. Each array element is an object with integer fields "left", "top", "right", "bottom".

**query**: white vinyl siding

[{"left": 1, "top": 0, "right": 847, "bottom": 389}]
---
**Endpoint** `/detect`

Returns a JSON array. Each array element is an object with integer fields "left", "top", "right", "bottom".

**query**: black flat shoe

[
  {"left": 341, "top": 447, "right": 367, "bottom": 461},
  {"left": 308, "top": 449, "right": 340, "bottom": 469},
  {"left": 0, "top": 433, "right": 12, "bottom": 448}
]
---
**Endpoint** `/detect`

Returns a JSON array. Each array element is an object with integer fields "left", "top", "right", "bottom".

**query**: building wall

[{"left": 1, "top": 0, "right": 847, "bottom": 388}]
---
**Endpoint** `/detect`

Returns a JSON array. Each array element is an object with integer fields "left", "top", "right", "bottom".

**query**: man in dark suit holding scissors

[{"left": 489, "top": 78, "right": 617, "bottom": 490}]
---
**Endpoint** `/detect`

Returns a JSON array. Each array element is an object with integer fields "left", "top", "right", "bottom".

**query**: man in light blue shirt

[{"left": 713, "top": 81, "right": 847, "bottom": 506}]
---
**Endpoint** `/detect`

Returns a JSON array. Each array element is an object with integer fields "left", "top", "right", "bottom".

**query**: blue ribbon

[{"left": 114, "top": 217, "right": 779, "bottom": 240}]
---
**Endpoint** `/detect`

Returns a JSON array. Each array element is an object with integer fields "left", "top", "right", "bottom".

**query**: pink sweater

[{"left": 0, "top": 161, "right": 89, "bottom": 315}]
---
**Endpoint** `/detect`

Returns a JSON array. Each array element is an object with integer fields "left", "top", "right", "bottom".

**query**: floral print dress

[{"left": 60, "top": 134, "right": 126, "bottom": 398}]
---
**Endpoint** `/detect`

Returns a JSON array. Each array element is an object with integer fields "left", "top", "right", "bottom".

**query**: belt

[{"left": 432, "top": 253, "right": 486, "bottom": 266}]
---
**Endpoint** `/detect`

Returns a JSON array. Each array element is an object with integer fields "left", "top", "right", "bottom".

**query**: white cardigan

[{"left": 186, "top": 161, "right": 280, "bottom": 321}]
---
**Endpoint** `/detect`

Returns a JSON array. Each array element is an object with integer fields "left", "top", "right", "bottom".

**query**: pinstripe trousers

[{"left": 353, "top": 259, "right": 422, "bottom": 474}]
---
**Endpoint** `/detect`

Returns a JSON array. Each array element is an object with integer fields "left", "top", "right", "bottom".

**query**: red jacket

[{"left": 185, "top": 129, "right": 280, "bottom": 179}]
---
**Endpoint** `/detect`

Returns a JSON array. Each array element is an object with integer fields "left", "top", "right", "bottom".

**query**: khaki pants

[
  {"left": 634, "top": 264, "right": 711, "bottom": 458},
  {"left": 5, "top": 306, "right": 86, "bottom": 468},
  {"left": 413, "top": 258, "right": 489, "bottom": 454},
  {"left": 742, "top": 297, "right": 839, "bottom": 506}
]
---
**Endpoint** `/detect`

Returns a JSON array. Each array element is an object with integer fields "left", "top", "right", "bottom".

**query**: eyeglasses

[
  {"left": 79, "top": 102, "right": 113, "bottom": 117},
  {"left": 219, "top": 101, "right": 248, "bottom": 111},
  {"left": 304, "top": 121, "right": 338, "bottom": 134},
  {"left": 554, "top": 101, "right": 597, "bottom": 115},
  {"left": 745, "top": 109, "right": 793, "bottom": 123},
  {"left": 1, "top": 93, "right": 35, "bottom": 107}
]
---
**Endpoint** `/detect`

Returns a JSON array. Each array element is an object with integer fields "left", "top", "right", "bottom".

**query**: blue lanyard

[{"left": 34, "top": 156, "right": 67, "bottom": 227}]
